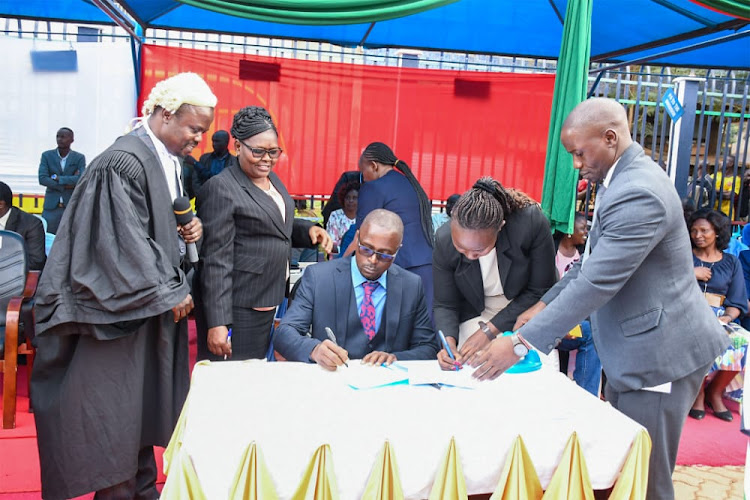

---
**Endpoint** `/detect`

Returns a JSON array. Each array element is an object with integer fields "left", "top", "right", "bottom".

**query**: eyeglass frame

[
  {"left": 238, "top": 139, "right": 284, "bottom": 159},
  {"left": 357, "top": 236, "right": 400, "bottom": 263}
]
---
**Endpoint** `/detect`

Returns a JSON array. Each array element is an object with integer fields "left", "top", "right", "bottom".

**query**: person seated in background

[
  {"left": 326, "top": 180, "right": 359, "bottom": 252},
  {"left": 294, "top": 198, "right": 318, "bottom": 218},
  {"left": 431, "top": 193, "right": 460, "bottom": 234},
  {"left": 712, "top": 155, "right": 740, "bottom": 218},
  {"left": 188, "top": 130, "right": 231, "bottom": 195},
  {"left": 0, "top": 181, "right": 46, "bottom": 270},
  {"left": 688, "top": 164, "right": 716, "bottom": 210},
  {"left": 688, "top": 208, "right": 750, "bottom": 422},
  {"left": 433, "top": 177, "right": 556, "bottom": 371},
  {"left": 321, "top": 170, "right": 360, "bottom": 227},
  {"left": 292, "top": 199, "right": 322, "bottom": 263},
  {"left": 274, "top": 209, "right": 437, "bottom": 369},
  {"left": 553, "top": 212, "right": 601, "bottom": 396}
]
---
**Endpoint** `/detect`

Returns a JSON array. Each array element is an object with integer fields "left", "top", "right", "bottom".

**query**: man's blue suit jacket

[{"left": 274, "top": 257, "right": 438, "bottom": 362}]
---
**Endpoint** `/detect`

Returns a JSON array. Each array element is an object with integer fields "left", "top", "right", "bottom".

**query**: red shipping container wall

[{"left": 140, "top": 44, "right": 555, "bottom": 201}]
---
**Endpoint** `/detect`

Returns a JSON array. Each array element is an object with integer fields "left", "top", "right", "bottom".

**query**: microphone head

[{"left": 173, "top": 196, "right": 194, "bottom": 225}]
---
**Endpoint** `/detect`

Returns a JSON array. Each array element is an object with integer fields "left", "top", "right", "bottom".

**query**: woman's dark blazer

[
  {"left": 357, "top": 169, "right": 433, "bottom": 269},
  {"left": 433, "top": 205, "right": 557, "bottom": 341},
  {"left": 196, "top": 158, "right": 315, "bottom": 329}
]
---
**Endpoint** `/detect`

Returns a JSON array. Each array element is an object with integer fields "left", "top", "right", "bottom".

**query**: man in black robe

[{"left": 31, "top": 72, "right": 216, "bottom": 499}]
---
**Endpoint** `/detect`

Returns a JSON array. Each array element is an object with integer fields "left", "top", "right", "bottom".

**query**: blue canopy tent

[
  {"left": 4, "top": 0, "right": 748, "bottom": 234},
  {"left": 4, "top": 0, "right": 749, "bottom": 69}
]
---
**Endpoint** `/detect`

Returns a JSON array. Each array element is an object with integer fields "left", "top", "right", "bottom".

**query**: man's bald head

[
  {"left": 563, "top": 97, "right": 631, "bottom": 139},
  {"left": 361, "top": 209, "right": 404, "bottom": 242},
  {"left": 561, "top": 98, "right": 634, "bottom": 183},
  {"left": 356, "top": 209, "right": 404, "bottom": 280}
]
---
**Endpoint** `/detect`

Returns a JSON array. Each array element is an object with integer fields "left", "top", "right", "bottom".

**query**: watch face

[{"left": 513, "top": 344, "right": 529, "bottom": 357}]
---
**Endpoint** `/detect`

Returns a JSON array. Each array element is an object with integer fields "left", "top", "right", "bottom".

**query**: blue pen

[
  {"left": 224, "top": 328, "right": 232, "bottom": 360},
  {"left": 437, "top": 330, "right": 459, "bottom": 371}
]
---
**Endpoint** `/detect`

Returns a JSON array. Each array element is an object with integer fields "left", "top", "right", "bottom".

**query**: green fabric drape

[
  {"left": 540, "top": 0, "right": 593, "bottom": 235},
  {"left": 688, "top": 0, "right": 750, "bottom": 20},
  {"left": 174, "top": 0, "right": 457, "bottom": 25}
]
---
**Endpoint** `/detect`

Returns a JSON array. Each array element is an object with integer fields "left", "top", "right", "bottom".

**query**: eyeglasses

[
  {"left": 357, "top": 237, "right": 399, "bottom": 262},
  {"left": 238, "top": 140, "right": 283, "bottom": 159}
]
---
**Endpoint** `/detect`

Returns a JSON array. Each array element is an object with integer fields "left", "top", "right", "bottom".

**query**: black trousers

[{"left": 93, "top": 447, "right": 158, "bottom": 500}]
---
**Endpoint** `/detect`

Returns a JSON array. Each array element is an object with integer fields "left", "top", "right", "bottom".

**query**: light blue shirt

[{"left": 350, "top": 257, "right": 387, "bottom": 333}]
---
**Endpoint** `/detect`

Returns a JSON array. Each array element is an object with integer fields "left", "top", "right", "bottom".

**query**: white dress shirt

[{"left": 141, "top": 119, "right": 182, "bottom": 201}]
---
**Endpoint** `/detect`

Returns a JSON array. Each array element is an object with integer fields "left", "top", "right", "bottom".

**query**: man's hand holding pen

[{"left": 310, "top": 340, "right": 350, "bottom": 371}]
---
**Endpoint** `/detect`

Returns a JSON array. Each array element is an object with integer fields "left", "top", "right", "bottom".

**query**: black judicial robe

[{"left": 31, "top": 129, "right": 191, "bottom": 499}]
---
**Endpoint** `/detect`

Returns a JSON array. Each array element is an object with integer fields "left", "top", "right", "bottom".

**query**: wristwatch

[
  {"left": 510, "top": 333, "right": 530, "bottom": 357},
  {"left": 478, "top": 321, "right": 496, "bottom": 341}
]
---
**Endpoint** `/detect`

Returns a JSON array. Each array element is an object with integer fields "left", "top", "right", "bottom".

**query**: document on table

[
  {"left": 340, "top": 362, "right": 409, "bottom": 390},
  {"left": 406, "top": 360, "right": 480, "bottom": 389}
]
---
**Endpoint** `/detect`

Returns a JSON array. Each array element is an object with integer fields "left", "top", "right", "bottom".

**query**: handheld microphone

[{"left": 173, "top": 196, "right": 199, "bottom": 263}]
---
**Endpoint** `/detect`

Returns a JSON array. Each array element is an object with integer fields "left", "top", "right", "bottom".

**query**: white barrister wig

[{"left": 141, "top": 72, "right": 217, "bottom": 116}]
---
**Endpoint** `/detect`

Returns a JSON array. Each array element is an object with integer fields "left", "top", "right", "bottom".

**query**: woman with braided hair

[
  {"left": 349, "top": 142, "right": 436, "bottom": 315},
  {"left": 195, "top": 106, "right": 332, "bottom": 361},
  {"left": 433, "top": 177, "right": 557, "bottom": 371}
]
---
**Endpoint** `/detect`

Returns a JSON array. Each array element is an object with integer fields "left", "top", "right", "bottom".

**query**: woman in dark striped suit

[{"left": 195, "top": 106, "right": 332, "bottom": 360}]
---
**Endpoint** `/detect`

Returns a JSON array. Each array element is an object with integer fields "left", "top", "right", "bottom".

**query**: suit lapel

[
  {"left": 269, "top": 172, "right": 295, "bottom": 237},
  {"left": 62, "top": 152, "right": 79, "bottom": 175},
  {"left": 590, "top": 143, "right": 643, "bottom": 251},
  {"left": 5, "top": 207, "right": 20, "bottom": 232},
  {"left": 49, "top": 151, "right": 62, "bottom": 174},
  {"left": 383, "top": 266, "right": 402, "bottom": 351},
  {"left": 495, "top": 230, "right": 512, "bottom": 289},
  {"left": 455, "top": 256, "right": 484, "bottom": 314},
  {"left": 333, "top": 258, "right": 354, "bottom": 347},
  {"left": 229, "top": 163, "right": 287, "bottom": 235}
]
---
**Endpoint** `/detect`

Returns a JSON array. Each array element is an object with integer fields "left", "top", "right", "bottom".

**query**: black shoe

[
  {"left": 706, "top": 401, "right": 734, "bottom": 422},
  {"left": 688, "top": 408, "right": 705, "bottom": 420}
]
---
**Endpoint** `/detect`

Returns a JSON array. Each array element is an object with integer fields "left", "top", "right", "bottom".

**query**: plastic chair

[
  {"left": 33, "top": 214, "right": 55, "bottom": 255},
  {"left": 0, "top": 230, "right": 39, "bottom": 429}
]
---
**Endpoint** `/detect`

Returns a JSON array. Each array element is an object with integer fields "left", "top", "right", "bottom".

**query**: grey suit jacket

[
  {"left": 520, "top": 143, "right": 728, "bottom": 392},
  {"left": 274, "top": 257, "right": 437, "bottom": 362},
  {"left": 38, "top": 149, "right": 86, "bottom": 210},
  {"left": 197, "top": 159, "right": 315, "bottom": 328}
]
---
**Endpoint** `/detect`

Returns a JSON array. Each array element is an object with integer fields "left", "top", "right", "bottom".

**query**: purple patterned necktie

[{"left": 360, "top": 281, "right": 379, "bottom": 340}]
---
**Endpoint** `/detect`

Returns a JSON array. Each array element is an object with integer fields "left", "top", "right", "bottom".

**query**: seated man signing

[{"left": 274, "top": 209, "right": 437, "bottom": 369}]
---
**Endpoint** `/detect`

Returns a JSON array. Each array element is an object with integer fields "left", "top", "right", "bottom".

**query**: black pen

[{"left": 324, "top": 326, "right": 349, "bottom": 368}]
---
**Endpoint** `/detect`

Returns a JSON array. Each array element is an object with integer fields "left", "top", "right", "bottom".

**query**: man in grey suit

[
  {"left": 38, "top": 127, "right": 86, "bottom": 234},
  {"left": 274, "top": 209, "right": 437, "bottom": 369},
  {"left": 469, "top": 98, "right": 728, "bottom": 499}
]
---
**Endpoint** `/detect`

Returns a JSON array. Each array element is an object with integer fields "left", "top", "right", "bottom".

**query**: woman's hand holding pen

[
  {"left": 437, "top": 336, "right": 464, "bottom": 371},
  {"left": 208, "top": 325, "right": 232, "bottom": 358},
  {"left": 310, "top": 340, "right": 349, "bottom": 370}
]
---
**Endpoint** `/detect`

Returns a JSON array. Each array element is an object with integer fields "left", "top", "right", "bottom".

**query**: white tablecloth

[{"left": 177, "top": 360, "right": 646, "bottom": 499}]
